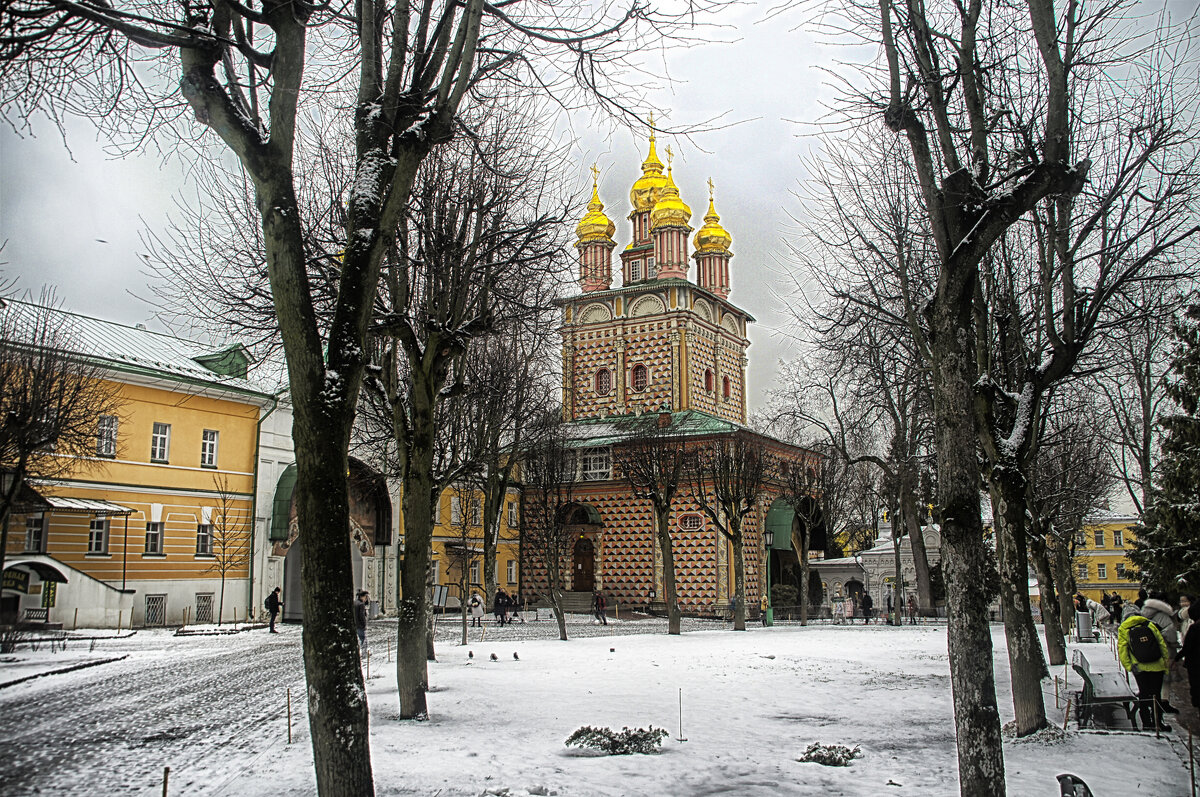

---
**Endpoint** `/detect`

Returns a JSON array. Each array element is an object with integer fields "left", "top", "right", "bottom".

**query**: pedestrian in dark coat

[
  {"left": 861, "top": 592, "right": 874, "bottom": 624},
  {"left": 354, "top": 590, "right": 369, "bottom": 649},
  {"left": 265, "top": 587, "right": 282, "bottom": 633},
  {"left": 593, "top": 591, "right": 608, "bottom": 625},
  {"left": 494, "top": 588, "right": 509, "bottom": 626}
]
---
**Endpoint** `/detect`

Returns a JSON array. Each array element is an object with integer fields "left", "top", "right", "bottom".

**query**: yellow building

[
  {"left": 2, "top": 301, "right": 276, "bottom": 628},
  {"left": 430, "top": 484, "right": 522, "bottom": 608},
  {"left": 1075, "top": 514, "right": 1141, "bottom": 601}
]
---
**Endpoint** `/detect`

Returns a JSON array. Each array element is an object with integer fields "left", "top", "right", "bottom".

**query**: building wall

[
  {"left": 6, "top": 373, "right": 267, "bottom": 627},
  {"left": 1075, "top": 516, "right": 1140, "bottom": 600}
]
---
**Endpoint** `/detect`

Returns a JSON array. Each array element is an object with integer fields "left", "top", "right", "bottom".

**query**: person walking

[
  {"left": 1178, "top": 596, "right": 1199, "bottom": 716},
  {"left": 354, "top": 590, "right": 369, "bottom": 650},
  {"left": 907, "top": 593, "right": 918, "bottom": 625},
  {"left": 468, "top": 592, "right": 484, "bottom": 627},
  {"left": 494, "top": 588, "right": 509, "bottom": 626},
  {"left": 593, "top": 590, "right": 608, "bottom": 626},
  {"left": 1141, "top": 591, "right": 1180, "bottom": 713},
  {"left": 861, "top": 592, "right": 874, "bottom": 625},
  {"left": 265, "top": 587, "right": 282, "bottom": 633},
  {"left": 1118, "top": 611, "right": 1171, "bottom": 732}
]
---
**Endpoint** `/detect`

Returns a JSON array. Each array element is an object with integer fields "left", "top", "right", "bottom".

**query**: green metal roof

[
  {"left": 270, "top": 464, "right": 297, "bottom": 541},
  {"left": 764, "top": 499, "right": 796, "bottom": 551}
]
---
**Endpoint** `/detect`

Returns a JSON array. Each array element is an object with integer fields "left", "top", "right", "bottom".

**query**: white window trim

[
  {"left": 1097, "top": 563, "right": 1107, "bottom": 579},
  {"left": 580, "top": 447, "right": 611, "bottom": 481},
  {"left": 88, "top": 518, "right": 109, "bottom": 555},
  {"left": 145, "top": 521, "right": 164, "bottom": 555},
  {"left": 24, "top": 515, "right": 45, "bottom": 553},
  {"left": 507, "top": 559, "right": 517, "bottom": 585},
  {"left": 507, "top": 501, "right": 518, "bottom": 529},
  {"left": 196, "top": 524, "right": 213, "bottom": 556},
  {"left": 97, "top": 415, "right": 118, "bottom": 458},
  {"left": 201, "top": 429, "right": 220, "bottom": 469},
  {"left": 151, "top": 422, "right": 171, "bottom": 463}
]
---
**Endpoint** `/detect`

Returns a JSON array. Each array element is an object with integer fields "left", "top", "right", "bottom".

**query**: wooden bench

[{"left": 1071, "top": 649, "right": 1137, "bottom": 729}]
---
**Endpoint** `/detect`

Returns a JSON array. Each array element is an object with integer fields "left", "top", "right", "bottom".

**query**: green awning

[
  {"left": 764, "top": 500, "right": 795, "bottom": 550},
  {"left": 270, "top": 463, "right": 297, "bottom": 541}
]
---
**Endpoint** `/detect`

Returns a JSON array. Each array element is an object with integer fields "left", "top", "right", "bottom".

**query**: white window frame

[
  {"left": 507, "top": 501, "right": 518, "bottom": 529},
  {"left": 507, "top": 559, "right": 517, "bottom": 585},
  {"left": 24, "top": 515, "right": 45, "bottom": 553},
  {"left": 1113, "top": 530, "right": 1123, "bottom": 547},
  {"left": 430, "top": 559, "right": 440, "bottom": 585},
  {"left": 1077, "top": 563, "right": 1088, "bottom": 580},
  {"left": 450, "top": 496, "right": 462, "bottom": 525},
  {"left": 470, "top": 499, "right": 482, "bottom": 526},
  {"left": 1093, "top": 530, "right": 1104, "bottom": 548},
  {"left": 1116, "top": 562, "right": 1126, "bottom": 579},
  {"left": 196, "top": 524, "right": 213, "bottom": 556},
  {"left": 200, "top": 429, "right": 219, "bottom": 468},
  {"left": 1075, "top": 531, "right": 1087, "bottom": 548},
  {"left": 469, "top": 561, "right": 480, "bottom": 585},
  {"left": 151, "top": 422, "right": 171, "bottom": 463},
  {"left": 1097, "top": 563, "right": 1107, "bottom": 579},
  {"left": 630, "top": 260, "right": 642, "bottom": 282},
  {"left": 88, "top": 518, "right": 109, "bottom": 555},
  {"left": 97, "top": 415, "right": 118, "bottom": 458},
  {"left": 145, "top": 521, "right": 164, "bottom": 555},
  {"left": 646, "top": 256, "right": 656, "bottom": 278},
  {"left": 580, "top": 447, "right": 611, "bottom": 481}
]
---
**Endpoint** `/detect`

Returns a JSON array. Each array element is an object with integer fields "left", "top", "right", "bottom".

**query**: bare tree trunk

[
  {"left": 551, "top": 586, "right": 567, "bottom": 641},
  {"left": 731, "top": 527, "right": 747, "bottom": 631},
  {"left": 930, "top": 290, "right": 1005, "bottom": 796},
  {"left": 793, "top": 521, "right": 811, "bottom": 626},
  {"left": 1052, "top": 544, "right": 1075, "bottom": 638},
  {"left": 657, "top": 508, "right": 682, "bottom": 635},
  {"left": 294, "top": 436, "right": 375, "bottom": 794},
  {"left": 1030, "top": 535, "right": 1066, "bottom": 667},
  {"left": 991, "top": 479, "right": 1048, "bottom": 735},
  {"left": 901, "top": 491, "right": 934, "bottom": 609},
  {"left": 396, "top": 435, "right": 435, "bottom": 719}
]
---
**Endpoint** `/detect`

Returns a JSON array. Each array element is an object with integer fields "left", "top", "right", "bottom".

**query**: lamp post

[{"left": 763, "top": 527, "right": 774, "bottom": 627}]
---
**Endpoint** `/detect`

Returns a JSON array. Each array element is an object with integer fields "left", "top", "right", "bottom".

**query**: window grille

[
  {"left": 632, "top": 364, "right": 648, "bottom": 392},
  {"left": 195, "top": 593, "right": 214, "bottom": 624},
  {"left": 145, "top": 594, "right": 167, "bottom": 626},
  {"left": 678, "top": 514, "right": 703, "bottom": 531},
  {"left": 595, "top": 369, "right": 612, "bottom": 396}
]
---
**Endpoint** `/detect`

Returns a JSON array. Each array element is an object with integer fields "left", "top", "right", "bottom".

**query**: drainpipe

[{"left": 247, "top": 392, "right": 281, "bottom": 619}]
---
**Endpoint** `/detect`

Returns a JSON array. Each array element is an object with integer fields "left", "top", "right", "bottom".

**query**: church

[{"left": 520, "top": 126, "right": 820, "bottom": 617}]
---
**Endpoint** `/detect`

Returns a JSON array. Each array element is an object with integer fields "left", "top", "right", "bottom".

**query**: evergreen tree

[{"left": 1132, "top": 303, "right": 1200, "bottom": 592}]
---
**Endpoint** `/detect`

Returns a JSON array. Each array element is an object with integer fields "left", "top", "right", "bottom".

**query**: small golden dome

[
  {"left": 576, "top": 170, "right": 616, "bottom": 244},
  {"left": 629, "top": 117, "right": 668, "bottom": 213},
  {"left": 650, "top": 160, "right": 692, "bottom": 230},
  {"left": 693, "top": 183, "right": 731, "bottom": 253}
]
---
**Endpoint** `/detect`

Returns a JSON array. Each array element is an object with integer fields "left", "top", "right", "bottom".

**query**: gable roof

[{"left": 2, "top": 299, "right": 277, "bottom": 399}]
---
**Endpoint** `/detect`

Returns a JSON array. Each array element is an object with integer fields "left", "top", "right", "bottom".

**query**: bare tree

[
  {"left": 777, "top": 453, "right": 822, "bottom": 625},
  {"left": 616, "top": 414, "right": 691, "bottom": 635},
  {"left": 205, "top": 473, "right": 251, "bottom": 625},
  {"left": 444, "top": 482, "right": 481, "bottom": 647},
  {"left": 364, "top": 121, "right": 570, "bottom": 718},
  {"left": 521, "top": 415, "right": 580, "bottom": 641},
  {"left": 1, "top": 0, "right": 727, "bottom": 787},
  {"left": 0, "top": 291, "right": 124, "bottom": 584},
  {"left": 688, "top": 432, "right": 771, "bottom": 631}
]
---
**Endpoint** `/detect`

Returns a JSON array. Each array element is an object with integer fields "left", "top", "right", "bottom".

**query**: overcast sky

[{"left": 0, "top": 3, "right": 839, "bottom": 409}]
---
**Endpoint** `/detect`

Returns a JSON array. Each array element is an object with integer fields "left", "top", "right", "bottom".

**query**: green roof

[{"left": 562, "top": 410, "right": 743, "bottom": 448}]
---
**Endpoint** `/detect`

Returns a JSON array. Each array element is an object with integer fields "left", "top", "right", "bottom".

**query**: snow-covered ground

[{"left": 0, "top": 617, "right": 1191, "bottom": 796}]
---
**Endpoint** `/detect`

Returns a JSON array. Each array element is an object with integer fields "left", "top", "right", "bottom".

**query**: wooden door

[{"left": 572, "top": 537, "right": 595, "bottom": 592}]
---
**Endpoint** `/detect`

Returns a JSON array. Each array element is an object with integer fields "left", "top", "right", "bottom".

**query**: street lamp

[{"left": 763, "top": 527, "right": 774, "bottom": 627}]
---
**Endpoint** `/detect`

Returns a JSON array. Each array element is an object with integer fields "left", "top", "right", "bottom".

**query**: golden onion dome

[
  {"left": 629, "top": 118, "right": 668, "bottom": 214},
  {"left": 693, "top": 184, "right": 731, "bottom": 253},
  {"left": 650, "top": 162, "right": 692, "bottom": 230},
  {"left": 575, "top": 173, "right": 616, "bottom": 244}
]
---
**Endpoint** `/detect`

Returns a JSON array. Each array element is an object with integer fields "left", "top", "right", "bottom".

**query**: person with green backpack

[{"left": 1118, "top": 612, "right": 1171, "bottom": 732}]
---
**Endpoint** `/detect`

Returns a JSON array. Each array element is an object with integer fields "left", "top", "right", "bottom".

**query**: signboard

[
  {"left": 2, "top": 569, "right": 29, "bottom": 594},
  {"left": 41, "top": 581, "right": 56, "bottom": 608},
  {"left": 431, "top": 584, "right": 449, "bottom": 608}
]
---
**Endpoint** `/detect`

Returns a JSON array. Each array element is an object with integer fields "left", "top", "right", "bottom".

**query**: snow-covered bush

[
  {"left": 565, "top": 725, "right": 668, "bottom": 755},
  {"left": 797, "top": 742, "right": 862, "bottom": 766}
]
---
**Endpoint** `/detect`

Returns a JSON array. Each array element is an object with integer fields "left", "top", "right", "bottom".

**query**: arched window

[
  {"left": 722, "top": 376, "right": 732, "bottom": 399},
  {"left": 632, "top": 364, "right": 649, "bottom": 392},
  {"left": 594, "top": 369, "right": 612, "bottom": 396},
  {"left": 704, "top": 369, "right": 714, "bottom": 393}
]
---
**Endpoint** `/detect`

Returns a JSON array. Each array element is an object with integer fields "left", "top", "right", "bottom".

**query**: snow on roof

[
  {"left": 2, "top": 299, "right": 275, "bottom": 396},
  {"left": 562, "top": 410, "right": 744, "bottom": 448}
]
